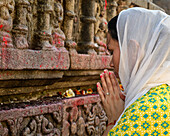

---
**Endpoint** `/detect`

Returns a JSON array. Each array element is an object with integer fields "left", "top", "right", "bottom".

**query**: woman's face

[{"left": 106, "top": 32, "right": 120, "bottom": 77}]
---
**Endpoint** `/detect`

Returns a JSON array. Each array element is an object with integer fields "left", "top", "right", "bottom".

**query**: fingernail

[
  {"left": 109, "top": 72, "right": 111, "bottom": 75},
  {"left": 104, "top": 69, "right": 107, "bottom": 73},
  {"left": 97, "top": 84, "right": 98, "bottom": 87},
  {"left": 100, "top": 74, "right": 103, "bottom": 78}
]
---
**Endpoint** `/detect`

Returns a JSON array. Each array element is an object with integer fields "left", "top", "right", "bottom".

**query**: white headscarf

[{"left": 117, "top": 8, "right": 170, "bottom": 110}]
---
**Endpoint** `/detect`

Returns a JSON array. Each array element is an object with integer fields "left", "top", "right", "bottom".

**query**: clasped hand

[{"left": 97, "top": 69, "right": 125, "bottom": 125}]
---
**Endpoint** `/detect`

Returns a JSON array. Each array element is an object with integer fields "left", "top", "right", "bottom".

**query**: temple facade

[{"left": 0, "top": 0, "right": 164, "bottom": 135}]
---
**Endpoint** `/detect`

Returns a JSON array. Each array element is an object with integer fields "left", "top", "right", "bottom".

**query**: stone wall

[
  {"left": 153, "top": 0, "right": 170, "bottom": 14},
  {"left": 0, "top": 0, "right": 163, "bottom": 135}
]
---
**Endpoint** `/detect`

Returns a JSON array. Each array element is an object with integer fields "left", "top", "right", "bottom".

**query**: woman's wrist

[{"left": 107, "top": 120, "right": 117, "bottom": 128}]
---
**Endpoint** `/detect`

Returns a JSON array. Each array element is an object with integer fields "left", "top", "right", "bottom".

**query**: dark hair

[{"left": 108, "top": 15, "right": 119, "bottom": 41}]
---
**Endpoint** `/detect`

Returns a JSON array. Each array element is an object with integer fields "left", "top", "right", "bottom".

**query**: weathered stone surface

[
  {"left": 131, "top": 0, "right": 148, "bottom": 8},
  {"left": 63, "top": 95, "right": 107, "bottom": 136},
  {"left": 0, "top": 48, "right": 69, "bottom": 70},
  {"left": 148, "top": 1, "right": 165, "bottom": 11},
  {"left": 70, "top": 54, "right": 112, "bottom": 69},
  {"left": 153, "top": 0, "right": 170, "bottom": 14},
  {"left": 0, "top": 95, "right": 107, "bottom": 136},
  {"left": 0, "top": 70, "right": 64, "bottom": 80}
]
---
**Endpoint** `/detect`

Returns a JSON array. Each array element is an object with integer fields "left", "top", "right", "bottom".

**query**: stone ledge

[
  {"left": 0, "top": 48, "right": 70, "bottom": 70},
  {"left": 70, "top": 54, "right": 112, "bottom": 70},
  {"left": 0, "top": 70, "right": 64, "bottom": 80}
]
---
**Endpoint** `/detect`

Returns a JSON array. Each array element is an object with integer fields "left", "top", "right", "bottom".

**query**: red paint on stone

[{"left": 51, "top": 57, "right": 53, "bottom": 61}]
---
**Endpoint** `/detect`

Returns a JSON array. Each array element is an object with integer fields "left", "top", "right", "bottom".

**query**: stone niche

[{"left": 0, "top": 0, "right": 163, "bottom": 135}]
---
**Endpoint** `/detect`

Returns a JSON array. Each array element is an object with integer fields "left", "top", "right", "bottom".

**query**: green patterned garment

[{"left": 108, "top": 84, "right": 170, "bottom": 136}]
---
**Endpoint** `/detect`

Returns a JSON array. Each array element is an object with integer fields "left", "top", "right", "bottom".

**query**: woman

[{"left": 97, "top": 7, "right": 170, "bottom": 136}]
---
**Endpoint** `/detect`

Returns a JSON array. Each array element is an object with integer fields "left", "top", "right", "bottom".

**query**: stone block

[
  {"left": 70, "top": 54, "right": 112, "bottom": 70},
  {"left": 0, "top": 48, "right": 70, "bottom": 70}
]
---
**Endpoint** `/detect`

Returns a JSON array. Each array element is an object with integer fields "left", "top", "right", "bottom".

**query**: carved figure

[
  {"left": 51, "top": 0, "right": 65, "bottom": 48},
  {"left": 94, "top": 1, "right": 109, "bottom": 55},
  {"left": 0, "top": 0, "right": 15, "bottom": 48}
]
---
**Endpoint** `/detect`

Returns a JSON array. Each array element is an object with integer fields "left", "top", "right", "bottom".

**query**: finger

[
  {"left": 109, "top": 71, "right": 120, "bottom": 97},
  {"left": 97, "top": 82, "right": 106, "bottom": 104},
  {"left": 104, "top": 69, "right": 114, "bottom": 95},
  {"left": 100, "top": 73, "right": 109, "bottom": 95},
  {"left": 119, "top": 91, "right": 126, "bottom": 101}
]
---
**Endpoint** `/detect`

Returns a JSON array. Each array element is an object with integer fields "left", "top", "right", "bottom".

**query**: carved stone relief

[
  {"left": 62, "top": 101, "right": 107, "bottom": 136},
  {"left": 0, "top": 122, "right": 8, "bottom": 136},
  {"left": 107, "top": 0, "right": 118, "bottom": 21},
  {"left": 51, "top": 0, "right": 66, "bottom": 49},
  {"left": 0, "top": 0, "right": 15, "bottom": 48},
  {"left": 94, "top": 0, "right": 109, "bottom": 55},
  {"left": 22, "top": 115, "right": 60, "bottom": 136}
]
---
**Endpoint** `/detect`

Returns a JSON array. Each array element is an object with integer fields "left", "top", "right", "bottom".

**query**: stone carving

[
  {"left": 0, "top": 122, "right": 8, "bottom": 136},
  {"left": 53, "top": 110, "right": 62, "bottom": 123},
  {"left": 107, "top": 0, "right": 118, "bottom": 21},
  {"left": 94, "top": 0, "right": 109, "bottom": 55},
  {"left": 63, "top": 0, "right": 77, "bottom": 54},
  {"left": 0, "top": 0, "right": 15, "bottom": 48},
  {"left": 51, "top": 0, "right": 66, "bottom": 49},
  {"left": 85, "top": 102, "right": 108, "bottom": 136},
  {"left": 117, "top": 0, "right": 130, "bottom": 13},
  {"left": 36, "top": 0, "right": 53, "bottom": 50},
  {"left": 77, "top": 110, "right": 86, "bottom": 136},
  {"left": 12, "top": 0, "right": 30, "bottom": 49},
  {"left": 63, "top": 101, "right": 107, "bottom": 136},
  {"left": 23, "top": 115, "right": 60, "bottom": 136},
  {"left": 7, "top": 117, "right": 24, "bottom": 136},
  {"left": 62, "top": 111, "right": 70, "bottom": 136}
]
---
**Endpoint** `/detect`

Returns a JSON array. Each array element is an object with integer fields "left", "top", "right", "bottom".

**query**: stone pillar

[
  {"left": 0, "top": 0, "right": 15, "bottom": 48},
  {"left": 79, "top": 0, "right": 96, "bottom": 54},
  {"left": 63, "top": 0, "right": 77, "bottom": 54},
  {"left": 36, "top": 0, "right": 53, "bottom": 50},
  {"left": 13, "top": 0, "right": 29, "bottom": 49},
  {"left": 107, "top": 0, "right": 118, "bottom": 21}
]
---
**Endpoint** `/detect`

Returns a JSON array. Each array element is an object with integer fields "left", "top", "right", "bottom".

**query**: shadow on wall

[{"left": 153, "top": 0, "right": 170, "bottom": 14}]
